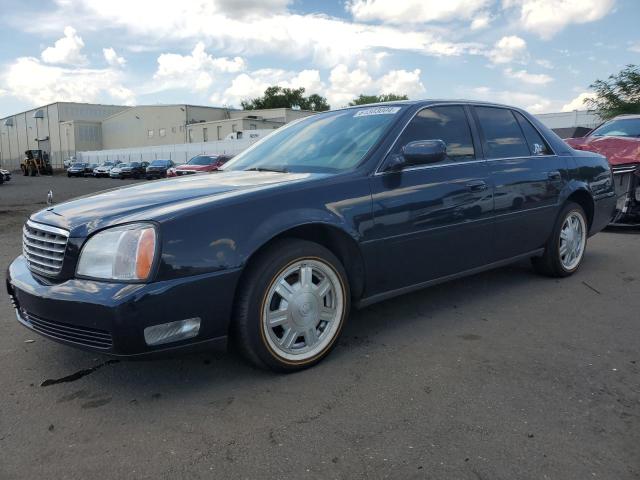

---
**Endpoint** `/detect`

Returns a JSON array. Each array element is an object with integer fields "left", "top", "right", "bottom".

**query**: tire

[
  {"left": 67, "top": 173, "right": 72, "bottom": 177},
  {"left": 233, "top": 239, "right": 350, "bottom": 372},
  {"left": 532, "top": 202, "right": 588, "bottom": 277}
]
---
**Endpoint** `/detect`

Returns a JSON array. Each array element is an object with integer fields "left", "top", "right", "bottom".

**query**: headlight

[{"left": 77, "top": 223, "right": 157, "bottom": 281}]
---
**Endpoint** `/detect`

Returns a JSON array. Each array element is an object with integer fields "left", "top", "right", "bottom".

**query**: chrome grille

[{"left": 22, "top": 220, "right": 69, "bottom": 276}]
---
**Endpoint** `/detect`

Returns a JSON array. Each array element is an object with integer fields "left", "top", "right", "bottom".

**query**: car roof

[
  {"left": 612, "top": 114, "right": 640, "bottom": 120},
  {"left": 333, "top": 99, "right": 530, "bottom": 113}
]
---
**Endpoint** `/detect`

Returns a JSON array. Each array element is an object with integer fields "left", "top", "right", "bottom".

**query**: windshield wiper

[{"left": 244, "top": 167, "right": 289, "bottom": 173}]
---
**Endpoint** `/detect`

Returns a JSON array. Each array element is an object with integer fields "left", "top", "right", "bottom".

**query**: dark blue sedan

[{"left": 6, "top": 100, "right": 616, "bottom": 371}]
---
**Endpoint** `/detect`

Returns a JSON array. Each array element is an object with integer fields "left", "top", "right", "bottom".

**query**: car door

[
  {"left": 472, "top": 106, "right": 567, "bottom": 260},
  {"left": 366, "top": 105, "right": 494, "bottom": 295}
]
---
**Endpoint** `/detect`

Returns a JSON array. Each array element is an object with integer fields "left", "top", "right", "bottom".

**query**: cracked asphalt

[{"left": 1, "top": 174, "right": 639, "bottom": 479}]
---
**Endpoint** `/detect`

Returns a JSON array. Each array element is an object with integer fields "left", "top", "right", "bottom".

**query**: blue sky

[{"left": 0, "top": 0, "right": 638, "bottom": 118}]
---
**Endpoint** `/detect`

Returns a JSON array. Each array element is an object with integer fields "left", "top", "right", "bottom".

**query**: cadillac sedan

[{"left": 6, "top": 100, "right": 616, "bottom": 371}]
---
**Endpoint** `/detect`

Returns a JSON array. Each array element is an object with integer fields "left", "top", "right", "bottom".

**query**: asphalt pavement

[{"left": 0, "top": 174, "right": 638, "bottom": 479}]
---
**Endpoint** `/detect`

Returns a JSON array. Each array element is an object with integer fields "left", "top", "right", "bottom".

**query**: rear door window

[
  {"left": 474, "top": 107, "right": 530, "bottom": 159},
  {"left": 394, "top": 105, "right": 475, "bottom": 162},
  {"left": 513, "top": 111, "right": 552, "bottom": 155}
]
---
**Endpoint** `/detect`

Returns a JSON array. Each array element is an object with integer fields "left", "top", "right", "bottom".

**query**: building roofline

[
  {"left": 101, "top": 103, "right": 244, "bottom": 122},
  {"left": 187, "top": 117, "right": 286, "bottom": 127},
  {"left": 0, "top": 101, "right": 128, "bottom": 122}
]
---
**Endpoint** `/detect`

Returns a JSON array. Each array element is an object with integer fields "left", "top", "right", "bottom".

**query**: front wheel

[
  {"left": 233, "top": 239, "right": 350, "bottom": 372},
  {"left": 532, "top": 202, "right": 588, "bottom": 277}
]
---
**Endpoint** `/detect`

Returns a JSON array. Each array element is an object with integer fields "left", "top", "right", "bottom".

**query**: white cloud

[
  {"left": 27, "top": 0, "right": 484, "bottom": 68},
  {"left": 347, "top": 0, "right": 491, "bottom": 24},
  {"left": 470, "top": 12, "right": 492, "bottom": 30},
  {"left": 209, "top": 68, "right": 325, "bottom": 106},
  {"left": 468, "top": 86, "right": 552, "bottom": 113},
  {"left": 153, "top": 42, "right": 246, "bottom": 92},
  {"left": 561, "top": 92, "right": 594, "bottom": 111},
  {"left": 504, "top": 68, "right": 553, "bottom": 85},
  {"left": 103, "top": 47, "right": 126, "bottom": 67},
  {"left": 209, "top": 64, "right": 424, "bottom": 108},
  {"left": 503, "top": 0, "right": 616, "bottom": 40},
  {"left": 3, "top": 57, "right": 134, "bottom": 106},
  {"left": 629, "top": 42, "right": 640, "bottom": 53},
  {"left": 488, "top": 35, "right": 527, "bottom": 64},
  {"left": 535, "top": 59, "right": 554, "bottom": 69},
  {"left": 326, "top": 64, "right": 424, "bottom": 107},
  {"left": 40, "top": 26, "right": 87, "bottom": 65}
]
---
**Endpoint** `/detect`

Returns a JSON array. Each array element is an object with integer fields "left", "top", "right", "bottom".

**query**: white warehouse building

[{"left": 0, "top": 102, "right": 128, "bottom": 170}]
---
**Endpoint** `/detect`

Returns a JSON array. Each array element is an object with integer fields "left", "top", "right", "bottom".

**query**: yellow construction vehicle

[{"left": 20, "top": 150, "right": 53, "bottom": 176}]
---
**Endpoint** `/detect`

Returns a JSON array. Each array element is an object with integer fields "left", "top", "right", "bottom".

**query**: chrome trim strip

[
  {"left": 612, "top": 166, "right": 638, "bottom": 175},
  {"left": 26, "top": 219, "right": 69, "bottom": 237},
  {"left": 374, "top": 154, "right": 559, "bottom": 176}
]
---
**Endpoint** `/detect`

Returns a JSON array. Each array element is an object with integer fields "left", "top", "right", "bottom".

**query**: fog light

[{"left": 144, "top": 318, "right": 201, "bottom": 346}]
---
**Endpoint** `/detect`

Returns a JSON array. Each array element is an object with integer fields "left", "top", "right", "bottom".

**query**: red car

[
  {"left": 167, "top": 154, "right": 232, "bottom": 177},
  {"left": 566, "top": 114, "right": 640, "bottom": 226}
]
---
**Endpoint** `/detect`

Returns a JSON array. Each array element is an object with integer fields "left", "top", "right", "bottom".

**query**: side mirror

[
  {"left": 383, "top": 139, "right": 447, "bottom": 172},
  {"left": 402, "top": 140, "right": 447, "bottom": 165}
]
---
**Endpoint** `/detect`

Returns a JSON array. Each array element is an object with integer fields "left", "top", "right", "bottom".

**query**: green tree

[
  {"left": 241, "top": 86, "right": 330, "bottom": 111},
  {"left": 348, "top": 93, "right": 409, "bottom": 106},
  {"left": 585, "top": 64, "right": 640, "bottom": 119}
]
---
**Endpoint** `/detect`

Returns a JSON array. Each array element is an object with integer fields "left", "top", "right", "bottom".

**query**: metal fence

[{"left": 77, "top": 130, "right": 272, "bottom": 165}]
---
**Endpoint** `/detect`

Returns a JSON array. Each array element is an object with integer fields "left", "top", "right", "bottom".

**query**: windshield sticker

[{"left": 354, "top": 106, "right": 401, "bottom": 117}]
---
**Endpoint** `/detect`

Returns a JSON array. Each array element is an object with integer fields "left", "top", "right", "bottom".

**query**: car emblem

[{"left": 47, "top": 190, "right": 53, "bottom": 206}]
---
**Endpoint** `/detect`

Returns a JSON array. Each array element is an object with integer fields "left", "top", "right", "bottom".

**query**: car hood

[
  {"left": 565, "top": 136, "right": 640, "bottom": 166},
  {"left": 31, "top": 170, "right": 320, "bottom": 236}
]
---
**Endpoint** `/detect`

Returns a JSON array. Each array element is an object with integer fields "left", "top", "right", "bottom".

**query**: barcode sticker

[{"left": 354, "top": 106, "right": 402, "bottom": 117}]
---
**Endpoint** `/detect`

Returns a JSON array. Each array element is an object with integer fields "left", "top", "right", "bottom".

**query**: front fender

[
  {"left": 242, "top": 209, "right": 360, "bottom": 263},
  {"left": 155, "top": 176, "right": 373, "bottom": 281}
]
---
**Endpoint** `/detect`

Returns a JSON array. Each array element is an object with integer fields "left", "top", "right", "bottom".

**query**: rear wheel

[
  {"left": 233, "top": 239, "right": 350, "bottom": 372},
  {"left": 532, "top": 202, "right": 588, "bottom": 277}
]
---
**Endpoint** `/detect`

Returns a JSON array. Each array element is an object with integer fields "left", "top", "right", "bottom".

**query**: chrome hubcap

[
  {"left": 262, "top": 259, "right": 344, "bottom": 361},
  {"left": 559, "top": 211, "right": 586, "bottom": 270}
]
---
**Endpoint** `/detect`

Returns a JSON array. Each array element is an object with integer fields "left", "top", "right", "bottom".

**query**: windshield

[
  {"left": 150, "top": 160, "right": 170, "bottom": 166},
  {"left": 188, "top": 155, "right": 215, "bottom": 166},
  {"left": 590, "top": 118, "right": 640, "bottom": 138},
  {"left": 223, "top": 106, "right": 404, "bottom": 173},
  {"left": 102, "top": 162, "right": 114, "bottom": 167},
  {"left": 129, "top": 162, "right": 140, "bottom": 167}
]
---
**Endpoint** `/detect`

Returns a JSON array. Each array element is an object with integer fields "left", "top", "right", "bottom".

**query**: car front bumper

[{"left": 6, "top": 255, "right": 242, "bottom": 357}]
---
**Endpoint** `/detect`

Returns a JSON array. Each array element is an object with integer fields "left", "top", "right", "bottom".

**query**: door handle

[
  {"left": 547, "top": 171, "right": 562, "bottom": 181},
  {"left": 465, "top": 180, "right": 488, "bottom": 192}
]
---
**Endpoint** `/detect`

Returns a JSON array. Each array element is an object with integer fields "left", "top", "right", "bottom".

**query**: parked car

[
  {"left": 0, "top": 168, "right": 11, "bottom": 182},
  {"left": 86, "top": 163, "right": 99, "bottom": 176},
  {"left": 7, "top": 101, "right": 616, "bottom": 372},
  {"left": 146, "top": 159, "right": 175, "bottom": 179},
  {"left": 67, "top": 163, "right": 89, "bottom": 177},
  {"left": 93, "top": 161, "right": 120, "bottom": 178},
  {"left": 110, "top": 161, "right": 148, "bottom": 179},
  {"left": 565, "top": 114, "right": 640, "bottom": 226},
  {"left": 167, "top": 154, "right": 232, "bottom": 177}
]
